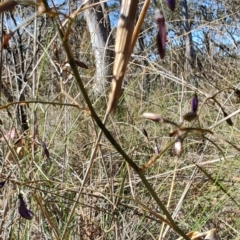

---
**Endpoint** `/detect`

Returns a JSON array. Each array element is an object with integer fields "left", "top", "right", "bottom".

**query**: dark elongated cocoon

[
  {"left": 0, "top": 181, "right": 5, "bottom": 188},
  {"left": 40, "top": 140, "right": 50, "bottom": 158},
  {"left": 191, "top": 92, "right": 198, "bottom": 113},
  {"left": 166, "top": 0, "right": 176, "bottom": 11},
  {"left": 142, "top": 128, "right": 149, "bottom": 139},
  {"left": 234, "top": 89, "right": 240, "bottom": 99},
  {"left": 18, "top": 194, "right": 34, "bottom": 220},
  {"left": 155, "top": 10, "right": 166, "bottom": 59},
  {"left": 223, "top": 111, "right": 233, "bottom": 126}
]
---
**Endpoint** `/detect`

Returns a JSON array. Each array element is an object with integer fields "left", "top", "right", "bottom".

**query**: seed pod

[
  {"left": 0, "top": 180, "right": 5, "bottom": 188},
  {"left": 142, "top": 128, "right": 149, "bottom": 140},
  {"left": 52, "top": 42, "right": 59, "bottom": 61},
  {"left": 75, "top": 59, "right": 88, "bottom": 69},
  {"left": 191, "top": 92, "right": 198, "bottom": 113},
  {"left": 154, "top": 145, "right": 159, "bottom": 154},
  {"left": 39, "top": 140, "right": 50, "bottom": 158},
  {"left": 18, "top": 193, "right": 34, "bottom": 220},
  {"left": 234, "top": 89, "right": 240, "bottom": 99},
  {"left": 155, "top": 9, "right": 166, "bottom": 59},
  {"left": 174, "top": 138, "right": 182, "bottom": 156},
  {"left": 142, "top": 112, "right": 163, "bottom": 122},
  {"left": 2, "top": 31, "right": 13, "bottom": 49},
  {"left": 166, "top": 0, "right": 176, "bottom": 11},
  {"left": 223, "top": 111, "right": 233, "bottom": 126},
  {"left": 182, "top": 112, "right": 197, "bottom": 122}
]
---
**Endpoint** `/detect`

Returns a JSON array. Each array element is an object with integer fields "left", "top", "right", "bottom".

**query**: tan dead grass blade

[
  {"left": 176, "top": 228, "right": 217, "bottom": 240},
  {"left": 107, "top": 0, "right": 138, "bottom": 114}
]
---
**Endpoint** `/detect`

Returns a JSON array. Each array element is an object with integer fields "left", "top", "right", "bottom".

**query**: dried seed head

[
  {"left": 18, "top": 193, "right": 34, "bottom": 220},
  {"left": 166, "top": 0, "right": 176, "bottom": 11},
  {"left": 155, "top": 9, "right": 166, "bottom": 59},
  {"left": 142, "top": 112, "right": 163, "bottom": 122},
  {"left": 191, "top": 92, "right": 198, "bottom": 113}
]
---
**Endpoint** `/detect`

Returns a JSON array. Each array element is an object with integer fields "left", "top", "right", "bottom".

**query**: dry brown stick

[
  {"left": 107, "top": 1, "right": 139, "bottom": 114},
  {"left": 107, "top": 0, "right": 150, "bottom": 114},
  {"left": 131, "top": 0, "right": 150, "bottom": 48}
]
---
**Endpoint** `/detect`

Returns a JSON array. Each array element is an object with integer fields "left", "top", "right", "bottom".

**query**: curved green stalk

[{"left": 41, "top": 1, "right": 190, "bottom": 239}]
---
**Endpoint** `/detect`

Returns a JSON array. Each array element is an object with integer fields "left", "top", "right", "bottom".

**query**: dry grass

[{"left": 0, "top": 1, "right": 239, "bottom": 240}]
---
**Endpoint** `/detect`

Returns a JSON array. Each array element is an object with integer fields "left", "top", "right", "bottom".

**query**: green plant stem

[
  {"left": 60, "top": 29, "right": 189, "bottom": 240},
  {"left": 42, "top": 1, "right": 190, "bottom": 239}
]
